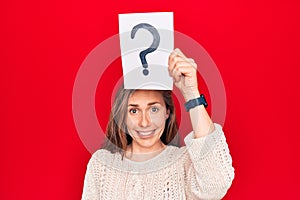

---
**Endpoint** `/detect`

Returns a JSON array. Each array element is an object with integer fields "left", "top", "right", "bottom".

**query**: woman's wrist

[{"left": 183, "top": 89, "right": 200, "bottom": 102}]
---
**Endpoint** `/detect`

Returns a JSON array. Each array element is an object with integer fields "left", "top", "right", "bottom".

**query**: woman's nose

[{"left": 139, "top": 111, "right": 151, "bottom": 127}]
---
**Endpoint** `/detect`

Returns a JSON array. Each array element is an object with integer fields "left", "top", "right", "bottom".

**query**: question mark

[{"left": 131, "top": 23, "right": 160, "bottom": 76}]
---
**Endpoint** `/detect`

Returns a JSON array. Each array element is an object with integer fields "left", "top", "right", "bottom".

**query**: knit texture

[{"left": 82, "top": 124, "right": 234, "bottom": 200}]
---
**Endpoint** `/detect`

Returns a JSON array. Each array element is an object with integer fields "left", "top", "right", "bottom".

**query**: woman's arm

[
  {"left": 169, "top": 49, "right": 234, "bottom": 199},
  {"left": 168, "top": 48, "right": 214, "bottom": 138},
  {"left": 183, "top": 124, "right": 234, "bottom": 199}
]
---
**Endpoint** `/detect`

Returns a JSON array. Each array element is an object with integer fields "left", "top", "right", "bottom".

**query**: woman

[{"left": 82, "top": 49, "right": 234, "bottom": 199}]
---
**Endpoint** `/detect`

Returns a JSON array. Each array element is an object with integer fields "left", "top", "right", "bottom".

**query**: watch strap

[{"left": 184, "top": 94, "right": 208, "bottom": 112}]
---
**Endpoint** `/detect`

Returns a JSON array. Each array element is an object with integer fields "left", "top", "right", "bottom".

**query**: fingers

[
  {"left": 172, "top": 64, "right": 196, "bottom": 82},
  {"left": 168, "top": 53, "right": 185, "bottom": 74},
  {"left": 173, "top": 49, "right": 196, "bottom": 67},
  {"left": 168, "top": 49, "right": 197, "bottom": 80},
  {"left": 174, "top": 48, "right": 187, "bottom": 59}
]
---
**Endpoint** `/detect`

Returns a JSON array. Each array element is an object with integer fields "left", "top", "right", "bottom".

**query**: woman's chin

[{"left": 133, "top": 137, "right": 163, "bottom": 151}]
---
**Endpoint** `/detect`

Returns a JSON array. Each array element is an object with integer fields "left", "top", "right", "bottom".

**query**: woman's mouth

[{"left": 137, "top": 130, "right": 156, "bottom": 138}]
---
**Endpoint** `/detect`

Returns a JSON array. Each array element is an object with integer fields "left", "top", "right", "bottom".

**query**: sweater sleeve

[
  {"left": 81, "top": 154, "right": 100, "bottom": 200},
  {"left": 183, "top": 123, "right": 235, "bottom": 200}
]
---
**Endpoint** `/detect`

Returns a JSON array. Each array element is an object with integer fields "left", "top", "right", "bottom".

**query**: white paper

[{"left": 119, "top": 12, "right": 174, "bottom": 90}]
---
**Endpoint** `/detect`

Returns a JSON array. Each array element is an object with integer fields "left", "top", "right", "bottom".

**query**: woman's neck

[{"left": 125, "top": 142, "right": 166, "bottom": 162}]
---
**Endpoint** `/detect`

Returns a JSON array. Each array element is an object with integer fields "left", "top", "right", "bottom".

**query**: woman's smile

[
  {"left": 126, "top": 90, "right": 169, "bottom": 153},
  {"left": 136, "top": 129, "right": 156, "bottom": 137}
]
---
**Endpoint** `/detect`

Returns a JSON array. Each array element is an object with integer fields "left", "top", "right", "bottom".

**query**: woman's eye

[
  {"left": 129, "top": 109, "right": 138, "bottom": 114},
  {"left": 151, "top": 107, "right": 159, "bottom": 113}
]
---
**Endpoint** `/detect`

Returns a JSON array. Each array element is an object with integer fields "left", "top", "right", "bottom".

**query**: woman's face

[{"left": 126, "top": 90, "right": 169, "bottom": 153}]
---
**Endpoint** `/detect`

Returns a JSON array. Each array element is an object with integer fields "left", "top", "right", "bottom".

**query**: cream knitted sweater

[{"left": 82, "top": 124, "right": 234, "bottom": 200}]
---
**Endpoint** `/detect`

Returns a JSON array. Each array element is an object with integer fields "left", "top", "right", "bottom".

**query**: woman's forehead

[{"left": 128, "top": 90, "right": 165, "bottom": 105}]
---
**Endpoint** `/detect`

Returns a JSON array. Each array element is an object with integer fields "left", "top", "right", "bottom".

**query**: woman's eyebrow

[
  {"left": 128, "top": 102, "right": 161, "bottom": 107},
  {"left": 147, "top": 102, "right": 161, "bottom": 106},
  {"left": 128, "top": 104, "right": 138, "bottom": 107}
]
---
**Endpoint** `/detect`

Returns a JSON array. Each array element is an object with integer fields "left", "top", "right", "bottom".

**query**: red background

[{"left": 1, "top": 0, "right": 299, "bottom": 199}]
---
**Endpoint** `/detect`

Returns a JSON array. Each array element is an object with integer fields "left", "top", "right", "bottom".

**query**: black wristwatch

[{"left": 184, "top": 94, "right": 208, "bottom": 112}]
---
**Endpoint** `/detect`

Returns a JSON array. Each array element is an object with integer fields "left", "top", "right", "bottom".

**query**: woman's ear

[{"left": 166, "top": 109, "right": 170, "bottom": 119}]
